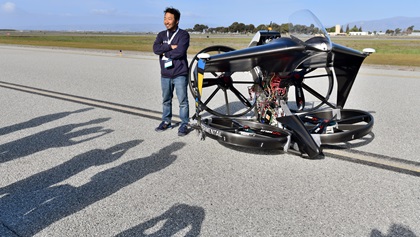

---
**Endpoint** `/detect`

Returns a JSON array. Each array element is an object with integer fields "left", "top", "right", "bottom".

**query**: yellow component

[{"left": 198, "top": 72, "right": 204, "bottom": 96}]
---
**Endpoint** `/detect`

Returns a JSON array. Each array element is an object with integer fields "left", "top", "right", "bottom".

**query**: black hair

[{"left": 164, "top": 7, "right": 181, "bottom": 21}]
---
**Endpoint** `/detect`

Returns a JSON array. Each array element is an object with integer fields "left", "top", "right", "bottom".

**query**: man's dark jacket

[{"left": 153, "top": 28, "right": 190, "bottom": 79}]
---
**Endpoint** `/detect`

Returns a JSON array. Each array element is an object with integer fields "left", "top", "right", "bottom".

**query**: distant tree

[
  {"left": 325, "top": 26, "right": 335, "bottom": 33},
  {"left": 406, "top": 25, "right": 415, "bottom": 34},
  {"left": 280, "top": 23, "right": 289, "bottom": 34},
  {"left": 190, "top": 18, "right": 395, "bottom": 35},
  {"left": 246, "top": 24, "right": 255, "bottom": 33},
  {"left": 218, "top": 26, "right": 228, "bottom": 33},
  {"left": 208, "top": 26, "right": 228, "bottom": 33},
  {"left": 237, "top": 23, "right": 246, "bottom": 33},
  {"left": 350, "top": 25, "right": 359, "bottom": 32},
  {"left": 193, "top": 24, "right": 208, "bottom": 32},
  {"left": 255, "top": 24, "right": 267, "bottom": 31},
  {"left": 270, "top": 22, "right": 279, "bottom": 31},
  {"left": 228, "top": 22, "right": 239, "bottom": 33}
]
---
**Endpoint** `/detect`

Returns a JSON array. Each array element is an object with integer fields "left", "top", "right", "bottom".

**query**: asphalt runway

[{"left": 0, "top": 45, "right": 419, "bottom": 237}]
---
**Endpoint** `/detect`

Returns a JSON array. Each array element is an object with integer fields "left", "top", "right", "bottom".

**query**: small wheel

[
  {"left": 189, "top": 46, "right": 257, "bottom": 117},
  {"left": 299, "top": 109, "right": 374, "bottom": 144},
  {"left": 287, "top": 66, "right": 334, "bottom": 113},
  {"left": 201, "top": 117, "right": 291, "bottom": 149}
]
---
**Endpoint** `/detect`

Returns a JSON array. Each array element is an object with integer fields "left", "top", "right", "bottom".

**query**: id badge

[{"left": 164, "top": 59, "right": 173, "bottom": 68}]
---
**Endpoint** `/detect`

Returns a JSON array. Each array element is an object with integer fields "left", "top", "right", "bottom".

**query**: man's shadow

[
  {"left": 0, "top": 108, "right": 93, "bottom": 136},
  {"left": 371, "top": 223, "right": 417, "bottom": 237},
  {"left": 0, "top": 117, "right": 113, "bottom": 163},
  {"left": 0, "top": 139, "right": 142, "bottom": 196},
  {"left": 0, "top": 142, "right": 184, "bottom": 237},
  {"left": 116, "top": 203, "right": 205, "bottom": 237}
]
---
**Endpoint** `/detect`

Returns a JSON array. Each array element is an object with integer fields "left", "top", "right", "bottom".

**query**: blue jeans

[{"left": 160, "top": 75, "right": 189, "bottom": 126}]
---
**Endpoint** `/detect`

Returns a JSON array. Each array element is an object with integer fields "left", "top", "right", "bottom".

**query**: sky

[{"left": 1, "top": 0, "right": 420, "bottom": 32}]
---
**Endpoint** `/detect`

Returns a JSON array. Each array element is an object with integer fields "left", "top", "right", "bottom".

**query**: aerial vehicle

[{"left": 189, "top": 10, "right": 375, "bottom": 159}]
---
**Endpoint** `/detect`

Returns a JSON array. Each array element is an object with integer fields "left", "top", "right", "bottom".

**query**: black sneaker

[
  {"left": 178, "top": 124, "right": 189, "bottom": 136},
  {"left": 155, "top": 121, "right": 172, "bottom": 132}
]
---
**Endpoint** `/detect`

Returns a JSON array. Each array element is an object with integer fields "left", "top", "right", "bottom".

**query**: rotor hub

[{"left": 218, "top": 74, "right": 233, "bottom": 89}]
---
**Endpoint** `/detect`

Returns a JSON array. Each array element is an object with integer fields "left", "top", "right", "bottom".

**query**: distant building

[
  {"left": 328, "top": 24, "right": 373, "bottom": 36},
  {"left": 349, "top": 31, "right": 369, "bottom": 36},
  {"left": 335, "top": 24, "right": 340, "bottom": 33},
  {"left": 329, "top": 24, "right": 346, "bottom": 36}
]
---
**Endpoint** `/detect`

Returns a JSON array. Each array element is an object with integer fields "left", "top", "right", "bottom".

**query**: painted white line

[
  {"left": 324, "top": 149, "right": 420, "bottom": 174},
  {"left": 0, "top": 81, "right": 181, "bottom": 122}
]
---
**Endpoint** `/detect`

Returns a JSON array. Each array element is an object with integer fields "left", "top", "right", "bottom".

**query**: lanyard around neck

[{"left": 166, "top": 28, "right": 179, "bottom": 45}]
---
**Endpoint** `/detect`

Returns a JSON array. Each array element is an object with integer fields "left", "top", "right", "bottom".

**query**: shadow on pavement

[
  {"left": 0, "top": 140, "right": 142, "bottom": 196},
  {"left": 0, "top": 108, "right": 94, "bottom": 136},
  {"left": 0, "top": 141, "right": 184, "bottom": 236},
  {"left": 0, "top": 117, "right": 113, "bottom": 163},
  {"left": 116, "top": 203, "right": 205, "bottom": 237},
  {"left": 371, "top": 223, "right": 418, "bottom": 237}
]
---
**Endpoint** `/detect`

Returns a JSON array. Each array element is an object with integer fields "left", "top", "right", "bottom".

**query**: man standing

[{"left": 153, "top": 7, "right": 190, "bottom": 136}]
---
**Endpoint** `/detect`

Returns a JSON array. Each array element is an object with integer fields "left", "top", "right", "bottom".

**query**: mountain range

[
  {"left": 345, "top": 16, "right": 420, "bottom": 32},
  {"left": 11, "top": 16, "right": 420, "bottom": 33}
]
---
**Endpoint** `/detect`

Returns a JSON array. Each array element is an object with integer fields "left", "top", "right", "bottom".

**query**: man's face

[{"left": 164, "top": 12, "right": 178, "bottom": 31}]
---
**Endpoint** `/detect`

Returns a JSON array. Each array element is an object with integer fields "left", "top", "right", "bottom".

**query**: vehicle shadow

[
  {"left": 116, "top": 203, "right": 205, "bottom": 237},
  {"left": 322, "top": 132, "right": 375, "bottom": 149},
  {"left": 218, "top": 142, "right": 286, "bottom": 156},
  {"left": 371, "top": 223, "right": 417, "bottom": 237},
  {"left": 0, "top": 141, "right": 184, "bottom": 236},
  {"left": 0, "top": 117, "right": 113, "bottom": 163},
  {"left": 0, "top": 107, "right": 94, "bottom": 136}
]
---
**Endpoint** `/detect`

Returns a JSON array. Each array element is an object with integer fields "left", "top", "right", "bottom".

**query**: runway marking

[
  {"left": 324, "top": 149, "right": 420, "bottom": 177},
  {"left": 1, "top": 81, "right": 418, "bottom": 176},
  {"left": 361, "top": 72, "right": 420, "bottom": 79},
  {"left": 0, "top": 81, "right": 180, "bottom": 122},
  {"left": 0, "top": 45, "right": 156, "bottom": 60}
]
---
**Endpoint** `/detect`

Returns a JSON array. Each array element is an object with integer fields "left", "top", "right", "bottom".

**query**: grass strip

[{"left": 1, "top": 33, "right": 420, "bottom": 67}]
